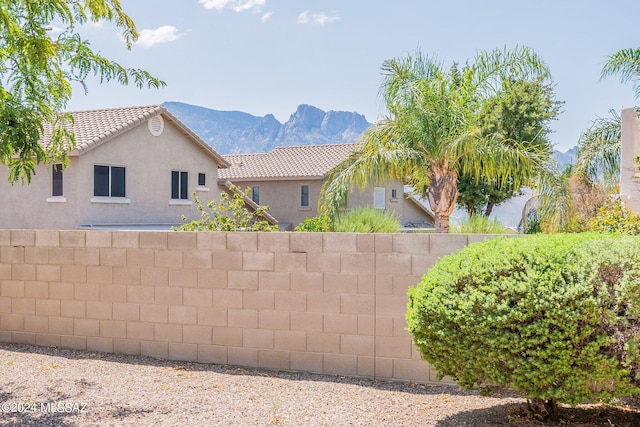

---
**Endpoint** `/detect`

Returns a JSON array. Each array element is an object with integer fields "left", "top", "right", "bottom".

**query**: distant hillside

[
  {"left": 553, "top": 146, "right": 578, "bottom": 171},
  {"left": 164, "top": 102, "right": 371, "bottom": 154}
]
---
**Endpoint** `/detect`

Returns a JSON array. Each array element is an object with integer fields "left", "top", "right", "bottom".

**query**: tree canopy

[
  {"left": 457, "top": 77, "right": 562, "bottom": 216},
  {"left": 0, "top": 0, "right": 165, "bottom": 182},
  {"left": 320, "top": 46, "right": 566, "bottom": 233}
]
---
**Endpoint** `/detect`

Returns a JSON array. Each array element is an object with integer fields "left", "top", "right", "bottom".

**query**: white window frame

[{"left": 373, "top": 187, "right": 386, "bottom": 210}]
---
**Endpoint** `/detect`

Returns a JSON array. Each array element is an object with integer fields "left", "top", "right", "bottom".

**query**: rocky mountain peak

[{"left": 165, "top": 102, "right": 372, "bottom": 154}]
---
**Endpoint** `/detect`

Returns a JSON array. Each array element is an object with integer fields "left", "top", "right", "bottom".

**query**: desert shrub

[
  {"left": 564, "top": 174, "right": 610, "bottom": 232},
  {"left": 407, "top": 233, "right": 640, "bottom": 419},
  {"left": 450, "top": 214, "right": 510, "bottom": 234},
  {"left": 332, "top": 206, "right": 400, "bottom": 233},
  {"left": 294, "top": 215, "right": 329, "bottom": 232},
  {"left": 591, "top": 198, "right": 640, "bottom": 235},
  {"left": 175, "top": 187, "right": 277, "bottom": 232}
]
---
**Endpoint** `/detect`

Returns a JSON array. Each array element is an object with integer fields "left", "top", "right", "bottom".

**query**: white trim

[
  {"left": 196, "top": 185, "right": 210, "bottom": 192},
  {"left": 91, "top": 197, "right": 131, "bottom": 204},
  {"left": 46, "top": 196, "right": 67, "bottom": 203},
  {"left": 298, "top": 206, "right": 312, "bottom": 211},
  {"left": 169, "top": 199, "right": 193, "bottom": 206}
]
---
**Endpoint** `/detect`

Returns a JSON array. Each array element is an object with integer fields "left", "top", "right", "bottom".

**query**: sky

[{"left": 65, "top": 0, "right": 639, "bottom": 152}]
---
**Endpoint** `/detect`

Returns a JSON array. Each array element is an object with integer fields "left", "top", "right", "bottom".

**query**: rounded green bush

[{"left": 407, "top": 233, "right": 640, "bottom": 406}]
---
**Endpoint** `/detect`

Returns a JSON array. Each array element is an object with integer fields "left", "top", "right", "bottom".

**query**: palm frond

[
  {"left": 601, "top": 48, "right": 640, "bottom": 100},
  {"left": 574, "top": 109, "right": 621, "bottom": 184},
  {"left": 470, "top": 46, "right": 551, "bottom": 99},
  {"left": 319, "top": 120, "right": 423, "bottom": 220}
]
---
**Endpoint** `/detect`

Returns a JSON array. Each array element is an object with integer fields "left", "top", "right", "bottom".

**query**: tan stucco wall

[
  {"left": 0, "top": 229, "right": 494, "bottom": 383},
  {"left": 233, "top": 178, "right": 431, "bottom": 228},
  {"left": 0, "top": 116, "right": 223, "bottom": 229},
  {"left": 620, "top": 108, "right": 640, "bottom": 212},
  {"left": 0, "top": 160, "right": 81, "bottom": 229}
]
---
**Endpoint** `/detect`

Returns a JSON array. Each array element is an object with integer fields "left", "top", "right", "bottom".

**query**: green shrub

[
  {"left": 332, "top": 206, "right": 400, "bottom": 233},
  {"left": 294, "top": 215, "right": 329, "bottom": 232},
  {"left": 591, "top": 198, "right": 640, "bottom": 235},
  {"left": 407, "top": 233, "right": 640, "bottom": 419},
  {"left": 450, "top": 214, "right": 510, "bottom": 234},
  {"left": 175, "top": 187, "right": 277, "bottom": 232}
]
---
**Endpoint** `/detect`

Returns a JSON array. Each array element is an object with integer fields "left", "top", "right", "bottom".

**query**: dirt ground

[{"left": 1, "top": 343, "right": 640, "bottom": 426}]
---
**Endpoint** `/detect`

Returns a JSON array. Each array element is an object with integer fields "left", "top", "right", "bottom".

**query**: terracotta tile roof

[
  {"left": 219, "top": 143, "right": 360, "bottom": 181},
  {"left": 44, "top": 105, "right": 229, "bottom": 167}
]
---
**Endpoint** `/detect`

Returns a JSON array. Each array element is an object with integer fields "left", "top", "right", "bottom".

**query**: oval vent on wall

[{"left": 148, "top": 115, "right": 164, "bottom": 136}]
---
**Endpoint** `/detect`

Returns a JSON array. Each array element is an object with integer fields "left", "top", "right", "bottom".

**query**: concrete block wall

[{"left": 0, "top": 229, "right": 492, "bottom": 383}]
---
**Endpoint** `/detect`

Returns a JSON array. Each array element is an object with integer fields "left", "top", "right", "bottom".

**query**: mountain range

[{"left": 164, "top": 102, "right": 371, "bottom": 154}]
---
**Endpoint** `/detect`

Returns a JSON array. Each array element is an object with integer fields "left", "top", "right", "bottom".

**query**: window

[
  {"left": 94, "top": 165, "right": 126, "bottom": 197},
  {"left": 300, "top": 185, "right": 309, "bottom": 207},
  {"left": 52, "top": 164, "right": 63, "bottom": 197},
  {"left": 198, "top": 173, "right": 206, "bottom": 187},
  {"left": 373, "top": 187, "right": 386, "bottom": 209},
  {"left": 391, "top": 188, "right": 398, "bottom": 199},
  {"left": 251, "top": 186, "right": 260, "bottom": 204},
  {"left": 171, "top": 171, "right": 189, "bottom": 200}
]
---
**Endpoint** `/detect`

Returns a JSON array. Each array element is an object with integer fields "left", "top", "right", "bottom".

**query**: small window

[
  {"left": 171, "top": 171, "right": 189, "bottom": 200},
  {"left": 391, "top": 188, "right": 397, "bottom": 199},
  {"left": 52, "top": 164, "right": 63, "bottom": 197},
  {"left": 198, "top": 173, "right": 206, "bottom": 187},
  {"left": 94, "top": 165, "right": 126, "bottom": 197},
  {"left": 251, "top": 186, "right": 260, "bottom": 204},
  {"left": 373, "top": 187, "right": 386, "bottom": 209},
  {"left": 301, "top": 185, "right": 310, "bottom": 207}
]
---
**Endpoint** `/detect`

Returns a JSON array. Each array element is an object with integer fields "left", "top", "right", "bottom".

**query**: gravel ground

[{"left": 1, "top": 343, "right": 640, "bottom": 426}]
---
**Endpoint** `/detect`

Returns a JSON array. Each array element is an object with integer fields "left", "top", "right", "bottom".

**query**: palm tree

[
  {"left": 320, "top": 47, "right": 564, "bottom": 233},
  {"left": 602, "top": 48, "right": 640, "bottom": 100},
  {"left": 573, "top": 48, "right": 640, "bottom": 187},
  {"left": 573, "top": 109, "right": 621, "bottom": 187}
]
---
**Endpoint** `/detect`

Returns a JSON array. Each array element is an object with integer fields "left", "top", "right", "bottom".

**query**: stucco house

[
  {"left": 218, "top": 143, "right": 435, "bottom": 230},
  {"left": 0, "top": 105, "right": 229, "bottom": 229}
]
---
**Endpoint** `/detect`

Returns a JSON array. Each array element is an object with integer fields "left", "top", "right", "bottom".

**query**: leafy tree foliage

[
  {"left": 175, "top": 187, "right": 277, "bottom": 232},
  {"left": 294, "top": 215, "right": 329, "bottom": 232},
  {"left": 0, "top": 0, "right": 165, "bottom": 182},
  {"left": 407, "top": 233, "right": 640, "bottom": 420},
  {"left": 591, "top": 198, "right": 640, "bottom": 235},
  {"left": 320, "top": 47, "right": 566, "bottom": 233},
  {"left": 457, "top": 78, "right": 562, "bottom": 216}
]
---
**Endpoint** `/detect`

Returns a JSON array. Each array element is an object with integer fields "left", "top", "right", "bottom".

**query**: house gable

[{"left": 0, "top": 105, "right": 228, "bottom": 229}]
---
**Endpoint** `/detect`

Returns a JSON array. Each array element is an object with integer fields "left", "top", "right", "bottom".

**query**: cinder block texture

[{"left": 0, "top": 230, "right": 495, "bottom": 385}]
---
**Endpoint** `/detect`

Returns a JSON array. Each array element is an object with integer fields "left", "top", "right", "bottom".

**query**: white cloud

[
  {"left": 134, "top": 25, "right": 185, "bottom": 48},
  {"left": 261, "top": 11, "right": 273, "bottom": 23},
  {"left": 297, "top": 11, "right": 341, "bottom": 25},
  {"left": 199, "top": 0, "right": 265, "bottom": 12}
]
